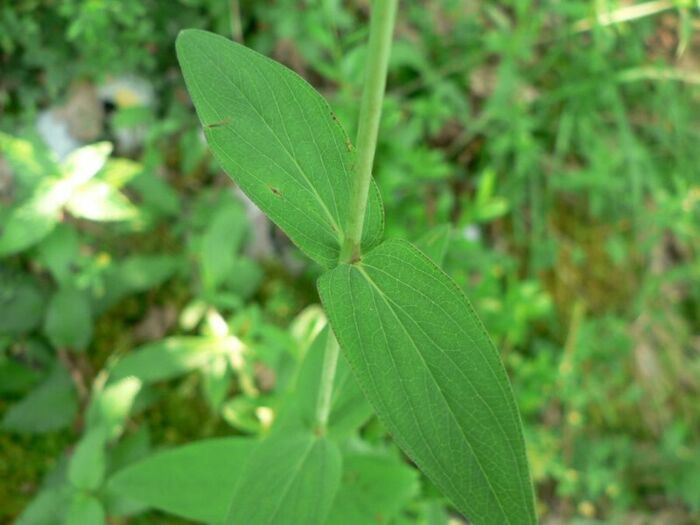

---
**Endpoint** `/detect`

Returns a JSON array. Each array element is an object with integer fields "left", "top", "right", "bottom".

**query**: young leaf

[
  {"left": 0, "top": 142, "right": 111, "bottom": 257},
  {"left": 0, "top": 132, "right": 60, "bottom": 198},
  {"left": 65, "top": 493, "right": 105, "bottom": 525},
  {"left": 66, "top": 180, "right": 139, "bottom": 222},
  {"left": 85, "top": 377, "right": 142, "bottom": 439},
  {"left": 43, "top": 286, "right": 93, "bottom": 351},
  {"left": 226, "top": 430, "right": 342, "bottom": 525},
  {"left": 0, "top": 195, "right": 61, "bottom": 257},
  {"left": 107, "top": 438, "right": 255, "bottom": 523},
  {"left": 318, "top": 240, "right": 536, "bottom": 525},
  {"left": 68, "top": 427, "right": 108, "bottom": 491},
  {"left": 176, "top": 29, "right": 384, "bottom": 268}
]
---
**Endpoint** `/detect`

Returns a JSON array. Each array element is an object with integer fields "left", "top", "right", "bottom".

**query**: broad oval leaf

[
  {"left": 176, "top": 29, "right": 384, "bottom": 268},
  {"left": 107, "top": 437, "right": 255, "bottom": 523},
  {"left": 226, "top": 430, "right": 342, "bottom": 525},
  {"left": 318, "top": 240, "right": 536, "bottom": 524}
]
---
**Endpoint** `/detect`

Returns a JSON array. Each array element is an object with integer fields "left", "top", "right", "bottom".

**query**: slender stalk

[
  {"left": 230, "top": 0, "right": 243, "bottom": 43},
  {"left": 314, "top": 329, "right": 340, "bottom": 435},
  {"left": 340, "top": 0, "right": 398, "bottom": 263},
  {"left": 317, "top": 2, "right": 398, "bottom": 434}
]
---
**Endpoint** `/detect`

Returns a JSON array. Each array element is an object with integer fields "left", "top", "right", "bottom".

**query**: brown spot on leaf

[{"left": 205, "top": 117, "right": 231, "bottom": 129}]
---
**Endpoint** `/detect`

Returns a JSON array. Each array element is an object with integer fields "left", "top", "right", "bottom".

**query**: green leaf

[
  {"left": 130, "top": 169, "right": 181, "bottom": 217},
  {"left": 65, "top": 493, "right": 105, "bottom": 525},
  {"left": 0, "top": 132, "right": 60, "bottom": 198},
  {"left": 0, "top": 142, "right": 111, "bottom": 257},
  {"left": 200, "top": 203, "right": 248, "bottom": 291},
  {"left": 102, "top": 427, "right": 152, "bottom": 517},
  {"left": 2, "top": 362, "right": 78, "bottom": 433},
  {"left": 68, "top": 427, "right": 107, "bottom": 491},
  {"left": 226, "top": 430, "right": 342, "bottom": 525},
  {"left": 414, "top": 224, "right": 451, "bottom": 267},
  {"left": 86, "top": 377, "right": 142, "bottom": 439},
  {"left": 37, "top": 225, "right": 80, "bottom": 285},
  {"left": 107, "top": 437, "right": 255, "bottom": 523},
  {"left": 176, "top": 29, "right": 384, "bottom": 268},
  {"left": 112, "top": 254, "right": 179, "bottom": 293},
  {"left": 15, "top": 486, "right": 70, "bottom": 525},
  {"left": 94, "top": 254, "right": 180, "bottom": 312},
  {"left": 227, "top": 258, "right": 262, "bottom": 298},
  {"left": 110, "top": 336, "right": 239, "bottom": 384},
  {"left": 0, "top": 272, "right": 46, "bottom": 335},
  {"left": 0, "top": 357, "right": 41, "bottom": 394},
  {"left": 61, "top": 142, "right": 112, "bottom": 187},
  {"left": 318, "top": 240, "right": 536, "bottom": 525},
  {"left": 43, "top": 286, "right": 93, "bottom": 351},
  {"left": 327, "top": 450, "right": 419, "bottom": 525},
  {"left": 0, "top": 196, "right": 60, "bottom": 257}
]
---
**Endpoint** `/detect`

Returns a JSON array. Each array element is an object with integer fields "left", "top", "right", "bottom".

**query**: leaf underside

[
  {"left": 318, "top": 239, "right": 536, "bottom": 525},
  {"left": 176, "top": 29, "right": 384, "bottom": 268}
]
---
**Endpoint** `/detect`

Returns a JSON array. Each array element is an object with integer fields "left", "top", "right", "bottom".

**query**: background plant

[{"left": 1, "top": 1, "right": 699, "bottom": 524}]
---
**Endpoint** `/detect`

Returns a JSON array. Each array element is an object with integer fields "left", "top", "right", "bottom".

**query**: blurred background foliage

[{"left": 1, "top": 0, "right": 699, "bottom": 523}]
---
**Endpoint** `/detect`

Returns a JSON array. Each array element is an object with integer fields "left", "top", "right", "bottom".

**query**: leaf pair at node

[{"left": 177, "top": 29, "right": 536, "bottom": 525}]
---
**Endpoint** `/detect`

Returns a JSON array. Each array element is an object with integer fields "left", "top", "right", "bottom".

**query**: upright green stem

[
  {"left": 340, "top": 0, "right": 398, "bottom": 263},
  {"left": 317, "top": 1, "right": 398, "bottom": 434}
]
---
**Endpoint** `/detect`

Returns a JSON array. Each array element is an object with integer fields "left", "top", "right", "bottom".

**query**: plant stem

[
  {"left": 317, "top": 0, "right": 398, "bottom": 435},
  {"left": 230, "top": 0, "right": 243, "bottom": 43},
  {"left": 340, "top": 0, "right": 398, "bottom": 263},
  {"left": 314, "top": 329, "right": 340, "bottom": 434}
]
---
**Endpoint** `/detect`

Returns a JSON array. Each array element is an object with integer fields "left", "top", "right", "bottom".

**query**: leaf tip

[{"left": 175, "top": 28, "right": 207, "bottom": 59}]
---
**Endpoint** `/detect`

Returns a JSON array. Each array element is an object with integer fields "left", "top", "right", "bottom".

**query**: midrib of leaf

[
  {"left": 194, "top": 47, "right": 343, "bottom": 240},
  {"left": 362, "top": 254, "right": 521, "bottom": 427},
  {"left": 357, "top": 266, "right": 466, "bottom": 505},
  {"left": 208, "top": 127, "right": 338, "bottom": 249},
  {"left": 352, "top": 261, "right": 525, "bottom": 523},
  {"left": 264, "top": 437, "right": 316, "bottom": 525},
  {"left": 241, "top": 48, "right": 344, "bottom": 237}
]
